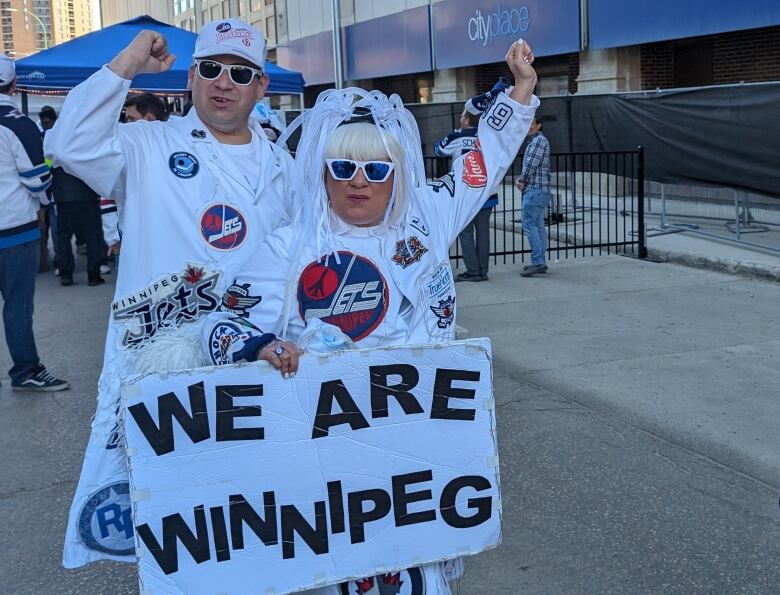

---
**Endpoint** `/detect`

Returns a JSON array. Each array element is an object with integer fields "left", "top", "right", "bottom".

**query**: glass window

[
  {"left": 222, "top": 0, "right": 230, "bottom": 18},
  {"left": 211, "top": 5, "right": 221, "bottom": 20}
]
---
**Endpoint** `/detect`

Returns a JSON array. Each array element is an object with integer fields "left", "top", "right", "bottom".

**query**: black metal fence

[{"left": 425, "top": 148, "right": 647, "bottom": 267}]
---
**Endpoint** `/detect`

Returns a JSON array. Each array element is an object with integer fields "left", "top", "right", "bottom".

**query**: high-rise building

[
  {"left": 99, "top": 0, "right": 171, "bottom": 27},
  {"left": 1, "top": 0, "right": 55, "bottom": 58},
  {"left": 50, "top": 0, "right": 93, "bottom": 45}
]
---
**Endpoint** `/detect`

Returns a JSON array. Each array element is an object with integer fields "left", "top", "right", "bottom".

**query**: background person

[
  {"left": 0, "top": 55, "right": 68, "bottom": 391},
  {"left": 435, "top": 108, "right": 499, "bottom": 282},
  {"left": 516, "top": 116, "right": 551, "bottom": 277}
]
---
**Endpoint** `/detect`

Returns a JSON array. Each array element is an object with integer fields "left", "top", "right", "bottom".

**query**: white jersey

[
  {"left": 205, "top": 92, "right": 538, "bottom": 364},
  {"left": 44, "top": 66, "right": 295, "bottom": 568},
  {"left": 202, "top": 91, "right": 537, "bottom": 595}
]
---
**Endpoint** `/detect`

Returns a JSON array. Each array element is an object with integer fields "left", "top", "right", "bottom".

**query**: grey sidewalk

[{"left": 2, "top": 247, "right": 779, "bottom": 593}]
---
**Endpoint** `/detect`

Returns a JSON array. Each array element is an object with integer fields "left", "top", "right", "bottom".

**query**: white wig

[{"left": 278, "top": 87, "right": 426, "bottom": 259}]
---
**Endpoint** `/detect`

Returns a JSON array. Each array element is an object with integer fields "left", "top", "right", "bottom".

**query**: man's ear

[
  {"left": 187, "top": 65, "right": 195, "bottom": 90},
  {"left": 256, "top": 74, "right": 270, "bottom": 101}
]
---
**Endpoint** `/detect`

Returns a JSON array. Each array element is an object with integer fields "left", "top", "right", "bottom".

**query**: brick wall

[
  {"left": 712, "top": 26, "right": 780, "bottom": 84},
  {"left": 473, "top": 53, "right": 579, "bottom": 95},
  {"left": 640, "top": 43, "right": 675, "bottom": 89},
  {"left": 641, "top": 25, "right": 780, "bottom": 90}
]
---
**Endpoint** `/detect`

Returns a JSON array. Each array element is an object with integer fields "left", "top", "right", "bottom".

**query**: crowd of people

[{"left": 1, "top": 16, "right": 543, "bottom": 593}]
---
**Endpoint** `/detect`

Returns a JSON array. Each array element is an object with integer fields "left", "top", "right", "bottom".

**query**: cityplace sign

[
  {"left": 467, "top": 4, "right": 531, "bottom": 47},
  {"left": 433, "top": 0, "right": 580, "bottom": 69}
]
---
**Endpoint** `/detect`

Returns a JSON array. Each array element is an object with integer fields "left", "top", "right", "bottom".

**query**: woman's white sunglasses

[{"left": 326, "top": 159, "right": 395, "bottom": 183}]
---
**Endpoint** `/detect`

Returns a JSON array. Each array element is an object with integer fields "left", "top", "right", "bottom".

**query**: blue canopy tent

[{"left": 14, "top": 15, "right": 304, "bottom": 96}]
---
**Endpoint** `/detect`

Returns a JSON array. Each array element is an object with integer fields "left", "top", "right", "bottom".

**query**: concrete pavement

[{"left": 1, "top": 244, "right": 779, "bottom": 593}]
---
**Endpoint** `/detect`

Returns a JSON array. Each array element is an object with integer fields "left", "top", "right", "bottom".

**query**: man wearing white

[{"left": 45, "top": 19, "right": 295, "bottom": 567}]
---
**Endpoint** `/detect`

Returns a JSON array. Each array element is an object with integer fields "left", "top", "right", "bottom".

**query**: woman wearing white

[{"left": 204, "top": 40, "right": 538, "bottom": 594}]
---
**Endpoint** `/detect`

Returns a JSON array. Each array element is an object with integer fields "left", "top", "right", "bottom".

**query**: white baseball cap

[
  {"left": 193, "top": 19, "right": 266, "bottom": 70},
  {"left": 0, "top": 54, "right": 16, "bottom": 85}
]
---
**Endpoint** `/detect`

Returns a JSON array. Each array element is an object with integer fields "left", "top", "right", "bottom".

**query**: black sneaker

[
  {"left": 521, "top": 264, "right": 548, "bottom": 277},
  {"left": 456, "top": 272, "right": 483, "bottom": 282},
  {"left": 12, "top": 365, "right": 70, "bottom": 392},
  {"left": 60, "top": 276, "right": 74, "bottom": 286},
  {"left": 523, "top": 264, "right": 548, "bottom": 273},
  {"left": 88, "top": 276, "right": 105, "bottom": 287}
]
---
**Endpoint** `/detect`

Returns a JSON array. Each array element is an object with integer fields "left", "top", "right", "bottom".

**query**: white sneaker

[{"left": 100, "top": 264, "right": 111, "bottom": 275}]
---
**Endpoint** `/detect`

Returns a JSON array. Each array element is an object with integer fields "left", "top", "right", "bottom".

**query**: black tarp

[
  {"left": 288, "top": 82, "right": 780, "bottom": 198},
  {"left": 539, "top": 83, "right": 780, "bottom": 198}
]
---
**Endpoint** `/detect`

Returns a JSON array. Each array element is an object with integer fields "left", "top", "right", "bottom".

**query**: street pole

[
  {"left": 8, "top": 7, "right": 49, "bottom": 50},
  {"left": 331, "top": 0, "right": 343, "bottom": 89}
]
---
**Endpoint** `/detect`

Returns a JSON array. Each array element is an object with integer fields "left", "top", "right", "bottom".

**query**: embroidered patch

[
  {"left": 428, "top": 172, "right": 456, "bottom": 197},
  {"left": 410, "top": 215, "right": 430, "bottom": 236},
  {"left": 168, "top": 151, "right": 199, "bottom": 178},
  {"left": 298, "top": 252, "right": 388, "bottom": 342},
  {"left": 200, "top": 203, "right": 248, "bottom": 251},
  {"left": 392, "top": 236, "right": 428, "bottom": 269},
  {"left": 430, "top": 295, "right": 456, "bottom": 329},
  {"left": 110, "top": 264, "right": 221, "bottom": 347},
  {"left": 208, "top": 321, "right": 250, "bottom": 365},
  {"left": 462, "top": 140, "right": 488, "bottom": 188},
  {"left": 219, "top": 280, "right": 262, "bottom": 315}
]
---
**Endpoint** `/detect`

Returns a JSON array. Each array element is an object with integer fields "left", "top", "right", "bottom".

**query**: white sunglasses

[
  {"left": 194, "top": 59, "right": 264, "bottom": 86},
  {"left": 326, "top": 159, "right": 395, "bottom": 183}
]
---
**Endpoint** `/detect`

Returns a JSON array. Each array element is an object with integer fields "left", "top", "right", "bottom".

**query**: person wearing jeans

[
  {"left": 0, "top": 54, "right": 68, "bottom": 391},
  {"left": 516, "top": 117, "right": 551, "bottom": 277}
]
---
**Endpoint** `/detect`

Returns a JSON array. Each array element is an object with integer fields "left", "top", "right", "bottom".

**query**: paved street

[{"left": 2, "top": 255, "right": 779, "bottom": 594}]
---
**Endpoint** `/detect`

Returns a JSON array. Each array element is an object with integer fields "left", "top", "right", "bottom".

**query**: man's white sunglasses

[{"left": 195, "top": 59, "right": 263, "bottom": 86}]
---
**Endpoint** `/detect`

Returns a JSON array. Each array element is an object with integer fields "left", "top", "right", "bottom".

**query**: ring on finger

[{"left": 274, "top": 346, "right": 285, "bottom": 356}]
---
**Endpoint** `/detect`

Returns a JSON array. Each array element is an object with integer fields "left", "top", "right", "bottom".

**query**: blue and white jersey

[
  {"left": 434, "top": 126, "right": 479, "bottom": 158},
  {"left": 0, "top": 94, "right": 51, "bottom": 248},
  {"left": 435, "top": 126, "right": 498, "bottom": 210}
]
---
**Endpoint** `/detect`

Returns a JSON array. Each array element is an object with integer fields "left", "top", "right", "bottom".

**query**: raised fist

[
  {"left": 506, "top": 39, "right": 538, "bottom": 106},
  {"left": 108, "top": 30, "right": 176, "bottom": 81}
]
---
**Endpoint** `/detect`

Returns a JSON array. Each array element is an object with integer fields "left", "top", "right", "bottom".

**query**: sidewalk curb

[{"left": 647, "top": 247, "right": 780, "bottom": 283}]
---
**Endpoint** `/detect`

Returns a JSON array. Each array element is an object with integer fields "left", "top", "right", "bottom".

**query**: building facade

[
  {"left": 273, "top": 0, "right": 780, "bottom": 106},
  {"left": 1, "top": 0, "right": 93, "bottom": 58},
  {"left": 100, "top": 0, "right": 172, "bottom": 27},
  {"left": 94, "top": 0, "right": 780, "bottom": 107},
  {"left": 1, "top": 0, "right": 53, "bottom": 57}
]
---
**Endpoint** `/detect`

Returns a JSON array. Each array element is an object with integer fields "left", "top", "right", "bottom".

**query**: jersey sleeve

[
  {"left": 424, "top": 92, "right": 539, "bottom": 245},
  {"left": 44, "top": 66, "right": 136, "bottom": 199}
]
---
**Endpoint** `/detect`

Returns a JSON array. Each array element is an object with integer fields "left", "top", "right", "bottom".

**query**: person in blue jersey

[
  {"left": 0, "top": 54, "right": 68, "bottom": 391},
  {"left": 435, "top": 109, "right": 498, "bottom": 282}
]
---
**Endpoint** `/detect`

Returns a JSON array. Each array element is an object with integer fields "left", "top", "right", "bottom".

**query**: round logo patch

[
  {"left": 201, "top": 203, "right": 248, "bottom": 251},
  {"left": 298, "top": 251, "right": 388, "bottom": 342},
  {"left": 339, "top": 568, "right": 425, "bottom": 595},
  {"left": 169, "top": 151, "right": 199, "bottom": 178},
  {"left": 208, "top": 321, "right": 248, "bottom": 365},
  {"left": 78, "top": 481, "right": 135, "bottom": 556},
  {"left": 216, "top": 22, "right": 231, "bottom": 33}
]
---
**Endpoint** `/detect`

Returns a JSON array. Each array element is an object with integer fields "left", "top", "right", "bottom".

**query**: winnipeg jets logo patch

[{"left": 298, "top": 252, "right": 388, "bottom": 342}]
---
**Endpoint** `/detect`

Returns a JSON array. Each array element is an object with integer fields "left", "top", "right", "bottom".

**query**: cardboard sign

[{"left": 123, "top": 339, "right": 500, "bottom": 594}]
